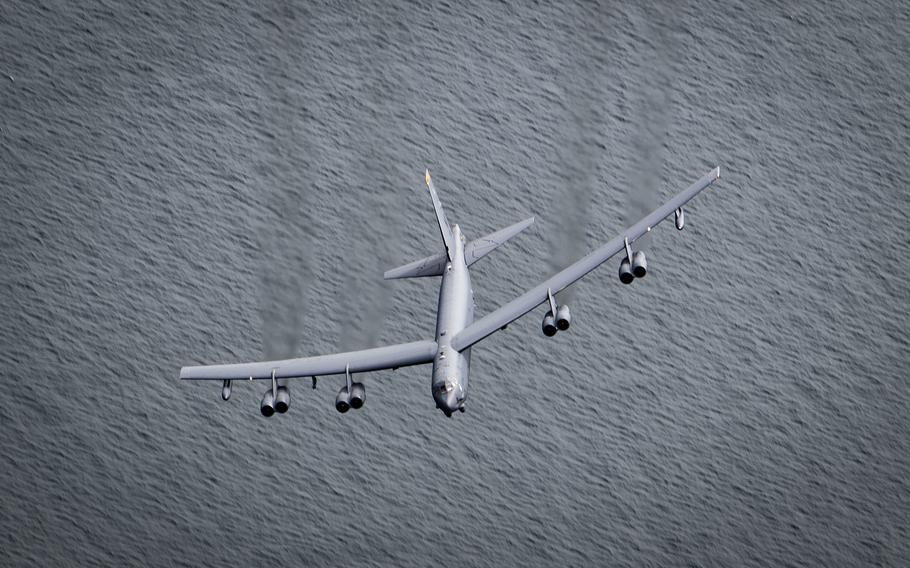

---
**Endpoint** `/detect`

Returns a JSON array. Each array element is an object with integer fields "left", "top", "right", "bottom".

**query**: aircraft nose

[
  {"left": 444, "top": 391, "right": 459, "bottom": 412},
  {"left": 436, "top": 391, "right": 460, "bottom": 415}
]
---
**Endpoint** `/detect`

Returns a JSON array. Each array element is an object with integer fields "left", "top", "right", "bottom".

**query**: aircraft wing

[
  {"left": 451, "top": 167, "right": 721, "bottom": 352},
  {"left": 180, "top": 339, "right": 438, "bottom": 381}
]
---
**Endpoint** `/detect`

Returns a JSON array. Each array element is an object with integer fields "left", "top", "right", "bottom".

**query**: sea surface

[{"left": 2, "top": 1, "right": 908, "bottom": 566}]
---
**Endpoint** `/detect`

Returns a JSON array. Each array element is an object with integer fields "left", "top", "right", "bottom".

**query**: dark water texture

[{"left": 2, "top": 1, "right": 909, "bottom": 566}]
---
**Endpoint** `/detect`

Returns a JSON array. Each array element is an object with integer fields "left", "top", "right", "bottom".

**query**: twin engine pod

[
  {"left": 542, "top": 304, "right": 571, "bottom": 337},
  {"left": 619, "top": 251, "right": 647, "bottom": 284},
  {"left": 335, "top": 382, "right": 366, "bottom": 413},
  {"left": 260, "top": 386, "right": 290, "bottom": 417}
]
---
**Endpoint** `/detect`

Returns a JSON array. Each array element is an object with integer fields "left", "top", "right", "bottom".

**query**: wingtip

[
  {"left": 425, "top": 169, "right": 431, "bottom": 186},
  {"left": 714, "top": 166, "right": 721, "bottom": 179}
]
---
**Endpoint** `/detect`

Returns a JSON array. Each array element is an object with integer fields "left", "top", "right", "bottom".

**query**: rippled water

[{"left": 2, "top": 1, "right": 908, "bottom": 566}]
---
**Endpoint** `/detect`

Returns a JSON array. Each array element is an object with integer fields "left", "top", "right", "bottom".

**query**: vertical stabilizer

[{"left": 425, "top": 170, "right": 456, "bottom": 260}]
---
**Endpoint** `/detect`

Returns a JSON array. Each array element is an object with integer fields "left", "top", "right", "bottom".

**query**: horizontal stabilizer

[
  {"left": 465, "top": 217, "right": 535, "bottom": 266},
  {"left": 384, "top": 251, "right": 448, "bottom": 279}
]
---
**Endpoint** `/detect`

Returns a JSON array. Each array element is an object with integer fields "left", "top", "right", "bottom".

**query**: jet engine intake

[
  {"left": 632, "top": 251, "right": 647, "bottom": 278},
  {"left": 335, "top": 386, "right": 352, "bottom": 413},
  {"left": 350, "top": 382, "right": 366, "bottom": 409},
  {"left": 556, "top": 304, "right": 571, "bottom": 331},
  {"left": 221, "top": 379, "right": 232, "bottom": 401},
  {"left": 260, "top": 389, "right": 276, "bottom": 417},
  {"left": 275, "top": 386, "right": 290, "bottom": 413},
  {"left": 619, "top": 257, "right": 634, "bottom": 284},
  {"left": 542, "top": 311, "right": 557, "bottom": 336}
]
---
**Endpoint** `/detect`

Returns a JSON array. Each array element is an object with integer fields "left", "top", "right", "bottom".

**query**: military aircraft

[{"left": 180, "top": 167, "right": 722, "bottom": 417}]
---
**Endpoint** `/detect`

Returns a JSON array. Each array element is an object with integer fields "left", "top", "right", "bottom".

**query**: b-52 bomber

[{"left": 181, "top": 167, "right": 722, "bottom": 417}]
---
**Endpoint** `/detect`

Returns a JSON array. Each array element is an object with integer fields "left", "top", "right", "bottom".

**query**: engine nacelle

[
  {"left": 542, "top": 312, "right": 557, "bottom": 336},
  {"left": 556, "top": 304, "right": 571, "bottom": 331},
  {"left": 221, "top": 379, "right": 232, "bottom": 401},
  {"left": 335, "top": 386, "right": 351, "bottom": 413},
  {"left": 619, "top": 257, "right": 634, "bottom": 284},
  {"left": 260, "top": 389, "right": 276, "bottom": 417},
  {"left": 631, "top": 251, "right": 647, "bottom": 278},
  {"left": 350, "top": 382, "right": 366, "bottom": 409},
  {"left": 275, "top": 386, "right": 290, "bottom": 413}
]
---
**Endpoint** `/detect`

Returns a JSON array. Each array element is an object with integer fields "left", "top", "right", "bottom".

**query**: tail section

[
  {"left": 425, "top": 170, "right": 456, "bottom": 260},
  {"left": 385, "top": 216, "right": 535, "bottom": 280},
  {"left": 385, "top": 170, "right": 534, "bottom": 279}
]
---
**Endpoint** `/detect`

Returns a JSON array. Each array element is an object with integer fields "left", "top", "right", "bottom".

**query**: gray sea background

[{"left": 2, "top": 1, "right": 909, "bottom": 566}]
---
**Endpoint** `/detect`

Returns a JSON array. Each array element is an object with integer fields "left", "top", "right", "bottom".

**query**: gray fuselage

[{"left": 432, "top": 224, "right": 473, "bottom": 415}]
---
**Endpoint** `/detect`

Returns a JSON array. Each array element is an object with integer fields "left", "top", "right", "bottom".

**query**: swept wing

[
  {"left": 180, "top": 340, "right": 438, "bottom": 381},
  {"left": 451, "top": 167, "right": 721, "bottom": 351}
]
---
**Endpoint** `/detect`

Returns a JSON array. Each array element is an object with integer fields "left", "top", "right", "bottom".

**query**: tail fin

[
  {"left": 385, "top": 216, "right": 534, "bottom": 279},
  {"left": 425, "top": 170, "right": 456, "bottom": 260}
]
